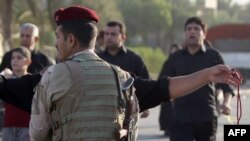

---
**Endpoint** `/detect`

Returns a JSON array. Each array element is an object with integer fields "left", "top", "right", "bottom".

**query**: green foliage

[
  {"left": 78, "top": 0, "right": 124, "bottom": 29},
  {"left": 118, "top": 0, "right": 172, "bottom": 32},
  {"left": 40, "top": 31, "right": 55, "bottom": 46},
  {"left": 3, "top": 0, "right": 250, "bottom": 55},
  {"left": 238, "top": 3, "right": 250, "bottom": 22},
  {"left": 118, "top": 0, "right": 172, "bottom": 47},
  {"left": 202, "top": 0, "right": 243, "bottom": 26},
  {"left": 166, "top": 0, "right": 197, "bottom": 46},
  {"left": 129, "top": 46, "right": 167, "bottom": 74}
]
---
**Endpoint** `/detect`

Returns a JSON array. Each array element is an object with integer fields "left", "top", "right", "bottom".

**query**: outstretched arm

[
  {"left": 169, "top": 64, "right": 238, "bottom": 99},
  {"left": 135, "top": 64, "right": 238, "bottom": 111},
  {"left": 0, "top": 65, "right": 239, "bottom": 114},
  {"left": 0, "top": 73, "right": 41, "bottom": 113}
]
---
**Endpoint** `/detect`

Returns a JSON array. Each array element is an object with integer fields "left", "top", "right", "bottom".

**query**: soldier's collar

[{"left": 67, "top": 50, "right": 101, "bottom": 62}]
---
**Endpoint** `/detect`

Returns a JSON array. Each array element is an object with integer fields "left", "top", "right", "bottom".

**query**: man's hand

[
  {"left": 0, "top": 68, "right": 13, "bottom": 78},
  {"left": 220, "top": 92, "right": 233, "bottom": 115},
  {"left": 169, "top": 64, "right": 241, "bottom": 99},
  {"left": 220, "top": 103, "right": 231, "bottom": 115},
  {"left": 208, "top": 65, "right": 242, "bottom": 87},
  {"left": 140, "top": 110, "right": 150, "bottom": 118}
]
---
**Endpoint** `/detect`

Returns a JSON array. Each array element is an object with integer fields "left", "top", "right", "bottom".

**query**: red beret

[{"left": 54, "top": 6, "right": 99, "bottom": 25}]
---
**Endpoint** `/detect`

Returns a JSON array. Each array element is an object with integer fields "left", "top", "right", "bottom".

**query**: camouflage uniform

[{"left": 30, "top": 51, "right": 137, "bottom": 141}]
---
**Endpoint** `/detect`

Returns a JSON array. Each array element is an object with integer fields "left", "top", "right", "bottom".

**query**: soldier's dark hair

[
  {"left": 106, "top": 21, "right": 126, "bottom": 35},
  {"left": 11, "top": 47, "right": 31, "bottom": 59},
  {"left": 184, "top": 17, "right": 207, "bottom": 32},
  {"left": 60, "top": 21, "right": 98, "bottom": 49}
]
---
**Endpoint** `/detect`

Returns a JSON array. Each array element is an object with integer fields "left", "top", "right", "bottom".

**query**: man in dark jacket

[
  {"left": 161, "top": 17, "right": 234, "bottom": 141},
  {"left": 98, "top": 21, "right": 151, "bottom": 118}
]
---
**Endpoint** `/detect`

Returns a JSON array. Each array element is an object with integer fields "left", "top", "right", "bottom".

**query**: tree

[
  {"left": 166, "top": 0, "right": 196, "bottom": 52},
  {"left": 118, "top": 0, "right": 172, "bottom": 48},
  {"left": 60, "top": 0, "right": 123, "bottom": 30},
  {"left": 237, "top": 2, "right": 250, "bottom": 22},
  {"left": 0, "top": 0, "right": 15, "bottom": 50}
]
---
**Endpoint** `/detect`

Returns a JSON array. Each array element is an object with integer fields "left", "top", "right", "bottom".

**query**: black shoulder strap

[{"left": 111, "top": 65, "right": 126, "bottom": 109}]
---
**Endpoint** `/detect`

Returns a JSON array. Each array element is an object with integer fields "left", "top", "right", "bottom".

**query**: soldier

[{"left": 29, "top": 6, "right": 138, "bottom": 141}]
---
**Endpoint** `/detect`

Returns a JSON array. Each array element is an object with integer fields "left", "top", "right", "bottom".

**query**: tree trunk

[
  {"left": 1, "top": 0, "right": 14, "bottom": 50},
  {"left": 47, "top": 0, "right": 56, "bottom": 30},
  {"left": 26, "top": 0, "right": 45, "bottom": 48}
]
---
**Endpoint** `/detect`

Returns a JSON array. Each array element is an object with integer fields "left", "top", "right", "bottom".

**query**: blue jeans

[{"left": 2, "top": 127, "right": 30, "bottom": 141}]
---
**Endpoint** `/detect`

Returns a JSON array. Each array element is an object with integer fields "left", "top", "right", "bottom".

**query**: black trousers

[
  {"left": 170, "top": 117, "right": 217, "bottom": 141},
  {"left": 159, "top": 101, "right": 173, "bottom": 131}
]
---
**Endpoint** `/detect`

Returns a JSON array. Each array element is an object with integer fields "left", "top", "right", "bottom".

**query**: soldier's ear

[{"left": 66, "top": 34, "right": 76, "bottom": 48}]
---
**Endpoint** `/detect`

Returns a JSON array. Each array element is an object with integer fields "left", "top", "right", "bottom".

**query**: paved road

[{"left": 137, "top": 85, "right": 250, "bottom": 141}]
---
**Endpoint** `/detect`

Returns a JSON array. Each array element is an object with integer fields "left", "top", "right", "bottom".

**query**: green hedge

[{"left": 129, "top": 46, "right": 167, "bottom": 74}]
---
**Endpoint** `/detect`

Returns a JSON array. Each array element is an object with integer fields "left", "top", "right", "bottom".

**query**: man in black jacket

[
  {"left": 161, "top": 17, "right": 234, "bottom": 141},
  {"left": 98, "top": 21, "right": 151, "bottom": 118}
]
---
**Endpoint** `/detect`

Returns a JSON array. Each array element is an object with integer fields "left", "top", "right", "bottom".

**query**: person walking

[{"left": 160, "top": 17, "right": 234, "bottom": 141}]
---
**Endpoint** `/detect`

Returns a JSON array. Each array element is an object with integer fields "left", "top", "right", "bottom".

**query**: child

[{"left": 2, "top": 47, "right": 31, "bottom": 141}]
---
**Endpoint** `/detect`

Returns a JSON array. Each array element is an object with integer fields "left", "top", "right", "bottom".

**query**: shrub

[{"left": 129, "top": 46, "right": 167, "bottom": 74}]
